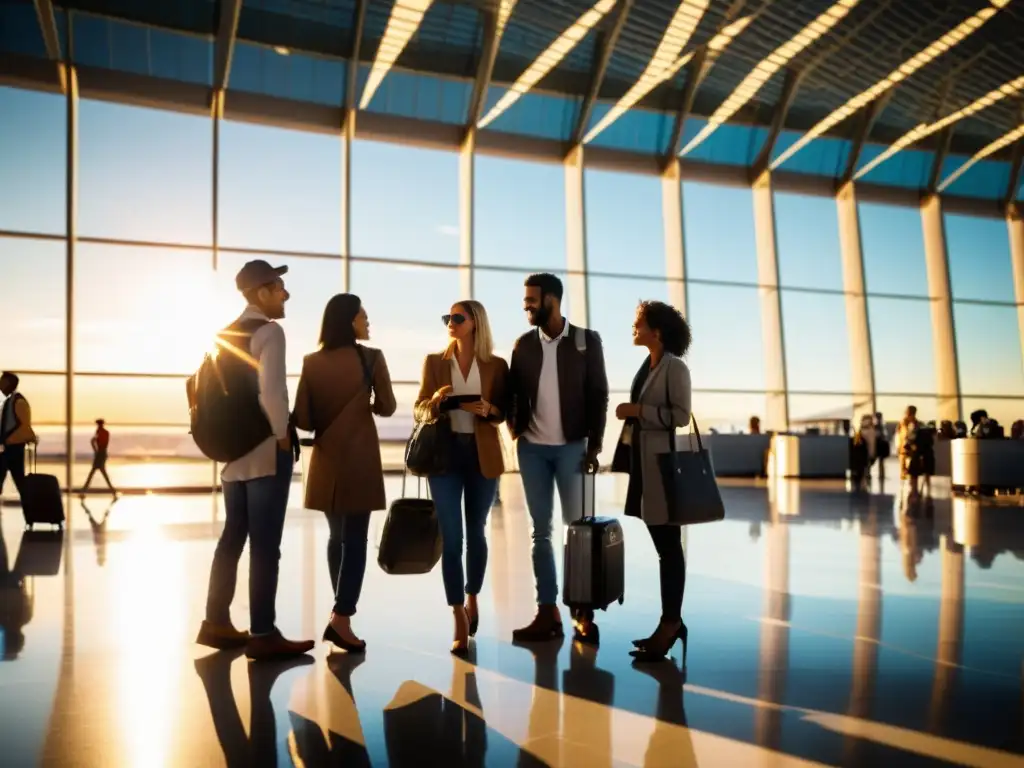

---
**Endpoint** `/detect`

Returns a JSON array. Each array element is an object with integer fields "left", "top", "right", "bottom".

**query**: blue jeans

[
  {"left": 326, "top": 511, "right": 370, "bottom": 616},
  {"left": 206, "top": 448, "right": 293, "bottom": 635},
  {"left": 516, "top": 438, "right": 586, "bottom": 606},
  {"left": 428, "top": 435, "right": 497, "bottom": 606}
]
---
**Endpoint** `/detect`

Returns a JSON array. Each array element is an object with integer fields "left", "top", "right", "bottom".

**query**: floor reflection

[{"left": 0, "top": 476, "right": 1023, "bottom": 766}]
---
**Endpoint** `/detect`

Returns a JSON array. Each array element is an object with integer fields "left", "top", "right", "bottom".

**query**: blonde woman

[{"left": 414, "top": 300, "right": 509, "bottom": 656}]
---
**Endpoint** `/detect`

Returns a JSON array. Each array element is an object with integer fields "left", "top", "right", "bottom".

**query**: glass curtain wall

[{"left": 3, "top": 82, "right": 1024, "bottom": 490}]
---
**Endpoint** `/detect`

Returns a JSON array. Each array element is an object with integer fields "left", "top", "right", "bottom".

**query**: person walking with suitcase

[
  {"left": 506, "top": 274, "right": 609, "bottom": 643},
  {"left": 195, "top": 260, "right": 314, "bottom": 661},
  {"left": 611, "top": 301, "right": 692, "bottom": 663},
  {"left": 0, "top": 372, "right": 36, "bottom": 503},
  {"left": 292, "top": 293, "right": 397, "bottom": 654},
  {"left": 415, "top": 300, "right": 509, "bottom": 656}
]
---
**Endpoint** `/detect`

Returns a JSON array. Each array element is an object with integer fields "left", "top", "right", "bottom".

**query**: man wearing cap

[{"left": 197, "top": 260, "right": 314, "bottom": 660}]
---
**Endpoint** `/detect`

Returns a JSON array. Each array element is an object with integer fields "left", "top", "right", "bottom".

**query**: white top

[
  {"left": 221, "top": 306, "right": 291, "bottom": 483},
  {"left": 524, "top": 320, "right": 569, "bottom": 446},
  {"left": 449, "top": 356, "right": 481, "bottom": 434}
]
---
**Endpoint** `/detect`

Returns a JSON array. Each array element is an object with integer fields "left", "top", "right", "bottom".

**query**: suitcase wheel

[{"left": 573, "top": 620, "right": 600, "bottom": 646}]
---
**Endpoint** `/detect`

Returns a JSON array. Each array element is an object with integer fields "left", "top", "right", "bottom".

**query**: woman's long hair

[
  {"left": 320, "top": 293, "right": 361, "bottom": 350},
  {"left": 452, "top": 300, "right": 494, "bottom": 363}
]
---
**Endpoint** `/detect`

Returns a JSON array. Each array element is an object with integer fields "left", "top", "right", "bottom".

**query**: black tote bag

[
  {"left": 377, "top": 472, "right": 442, "bottom": 575},
  {"left": 655, "top": 373, "right": 725, "bottom": 526},
  {"left": 404, "top": 415, "right": 453, "bottom": 477}
]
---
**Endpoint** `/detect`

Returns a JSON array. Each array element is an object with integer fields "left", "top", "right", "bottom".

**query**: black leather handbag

[
  {"left": 377, "top": 474, "right": 442, "bottom": 575},
  {"left": 404, "top": 415, "right": 453, "bottom": 477},
  {"left": 655, "top": 374, "right": 725, "bottom": 526}
]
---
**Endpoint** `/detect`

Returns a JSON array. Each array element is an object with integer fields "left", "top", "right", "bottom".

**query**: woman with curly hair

[{"left": 611, "top": 300, "right": 692, "bottom": 664}]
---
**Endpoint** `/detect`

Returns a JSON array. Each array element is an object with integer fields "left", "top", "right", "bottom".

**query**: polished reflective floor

[{"left": 1, "top": 472, "right": 1023, "bottom": 767}]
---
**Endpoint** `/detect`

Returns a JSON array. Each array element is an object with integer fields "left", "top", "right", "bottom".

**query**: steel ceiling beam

[
  {"left": 751, "top": 68, "right": 803, "bottom": 179},
  {"left": 1004, "top": 138, "right": 1024, "bottom": 206},
  {"left": 466, "top": 7, "right": 501, "bottom": 134},
  {"left": 344, "top": 0, "right": 369, "bottom": 121},
  {"left": 840, "top": 90, "right": 893, "bottom": 186},
  {"left": 213, "top": 0, "right": 243, "bottom": 91},
  {"left": 32, "top": 0, "right": 65, "bottom": 91},
  {"left": 570, "top": 0, "right": 632, "bottom": 148},
  {"left": 665, "top": 45, "right": 708, "bottom": 161}
]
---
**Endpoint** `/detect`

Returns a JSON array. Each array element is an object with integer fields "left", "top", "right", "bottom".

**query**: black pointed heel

[
  {"left": 322, "top": 624, "right": 366, "bottom": 654},
  {"left": 450, "top": 642, "right": 470, "bottom": 658},
  {"left": 630, "top": 622, "right": 687, "bottom": 663},
  {"left": 468, "top": 610, "right": 479, "bottom": 638}
]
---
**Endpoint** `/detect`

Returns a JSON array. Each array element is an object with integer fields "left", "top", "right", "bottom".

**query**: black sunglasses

[{"left": 442, "top": 313, "right": 467, "bottom": 326}]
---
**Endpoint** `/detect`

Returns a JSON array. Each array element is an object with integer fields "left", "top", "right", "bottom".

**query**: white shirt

[
  {"left": 221, "top": 306, "right": 291, "bottom": 482},
  {"left": 524, "top": 320, "right": 569, "bottom": 446},
  {"left": 449, "top": 357, "right": 481, "bottom": 434}
]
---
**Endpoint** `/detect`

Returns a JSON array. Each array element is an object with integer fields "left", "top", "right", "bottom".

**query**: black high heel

[
  {"left": 630, "top": 622, "right": 687, "bottom": 664},
  {"left": 322, "top": 624, "right": 366, "bottom": 654},
  {"left": 467, "top": 607, "right": 479, "bottom": 638}
]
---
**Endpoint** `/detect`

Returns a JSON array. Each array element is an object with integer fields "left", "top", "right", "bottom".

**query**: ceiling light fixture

[
  {"left": 583, "top": 9, "right": 757, "bottom": 145},
  {"left": 680, "top": 0, "right": 860, "bottom": 157},
  {"left": 770, "top": 0, "right": 1009, "bottom": 171},
  {"left": 360, "top": 0, "right": 435, "bottom": 110},
  {"left": 854, "top": 74, "right": 1024, "bottom": 179},
  {"left": 478, "top": 0, "right": 617, "bottom": 130},
  {"left": 937, "top": 121, "right": 1024, "bottom": 192},
  {"left": 273, "top": 46, "right": 291, "bottom": 56}
]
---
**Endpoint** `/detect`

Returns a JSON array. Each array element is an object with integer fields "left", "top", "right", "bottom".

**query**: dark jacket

[{"left": 506, "top": 324, "right": 609, "bottom": 453}]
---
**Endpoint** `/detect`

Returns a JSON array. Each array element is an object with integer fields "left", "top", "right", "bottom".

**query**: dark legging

[
  {"left": 326, "top": 512, "right": 371, "bottom": 616},
  {"left": 647, "top": 524, "right": 686, "bottom": 623}
]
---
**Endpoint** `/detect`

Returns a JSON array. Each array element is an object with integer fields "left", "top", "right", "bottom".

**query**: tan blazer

[
  {"left": 414, "top": 345, "right": 509, "bottom": 480},
  {"left": 293, "top": 346, "right": 396, "bottom": 516}
]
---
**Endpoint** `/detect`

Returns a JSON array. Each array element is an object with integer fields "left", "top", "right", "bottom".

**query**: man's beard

[{"left": 528, "top": 303, "right": 550, "bottom": 327}]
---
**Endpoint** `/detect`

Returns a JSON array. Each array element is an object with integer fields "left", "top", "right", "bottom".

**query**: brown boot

[
  {"left": 196, "top": 620, "right": 249, "bottom": 650},
  {"left": 512, "top": 605, "right": 564, "bottom": 642},
  {"left": 245, "top": 629, "right": 315, "bottom": 661}
]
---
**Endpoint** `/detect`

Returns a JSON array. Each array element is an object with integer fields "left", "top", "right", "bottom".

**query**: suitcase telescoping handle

[{"left": 581, "top": 461, "right": 597, "bottom": 520}]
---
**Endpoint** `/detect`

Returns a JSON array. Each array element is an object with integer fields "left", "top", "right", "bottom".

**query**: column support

[
  {"left": 836, "top": 182, "right": 876, "bottom": 422},
  {"left": 341, "top": 117, "right": 353, "bottom": 292},
  {"left": 920, "top": 196, "right": 961, "bottom": 422},
  {"left": 458, "top": 131, "right": 475, "bottom": 299},
  {"left": 752, "top": 172, "right": 789, "bottom": 431},
  {"left": 1007, "top": 203, "right": 1024, "bottom": 374},
  {"left": 564, "top": 145, "right": 589, "bottom": 327},
  {"left": 211, "top": 90, "right": 222, "bottom": 270},
  {"left": 65, "top": 62, "right": 77, "bottom": 496},
  {"left": 662, "top": 159, "right": 687, "bottom": 316}
]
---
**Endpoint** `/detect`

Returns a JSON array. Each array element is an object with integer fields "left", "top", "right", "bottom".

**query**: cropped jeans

[{"left": 428, "top": 434, "right": 497, "bottom": 606}]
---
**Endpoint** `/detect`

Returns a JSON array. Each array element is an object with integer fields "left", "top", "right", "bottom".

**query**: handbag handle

[{"left": 661, "top": 360, "right": 703, "bottom": 453}]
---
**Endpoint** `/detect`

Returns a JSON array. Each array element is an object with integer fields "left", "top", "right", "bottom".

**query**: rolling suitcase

[
  {"left": 377, "top": 475, "right": 442, "bottom": 575},
  {"left": 20, "top": 445, "right": 65, "bottom": 530},
  {"left": 562, "top": 467, "right": 625, "bottom": 639}
]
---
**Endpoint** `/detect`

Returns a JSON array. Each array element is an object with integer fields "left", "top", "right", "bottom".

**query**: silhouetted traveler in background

[
  {"left": 748, "top": 416, "right": 761, "bottom": 434},
  {"left": 954, "top": 420, "right": 968, "bottom": 438},
  {"left": 81, "top": 419, "right": 117, "bottom": 497},
  {"left": 293, "top": 293, "right": 396, "bottom": 654},
  {"left": 0, "top": 372, "right": 36, "bottom": 504},
  {"left": 939, "top": 420, "right": 956, "bottom": 440},
  {"left": 415, "top": 300, "right": 508, "bottom": 656},
  {"left": 1011, "top": 420, "right": 1024, "bottom": 440},
  {"left": 507, "top": 273, "right": 609, "bottom": 643},
  {"left": 197, "top": 260, "right": 314, "bottom": 661},
  {"left": 873, "top": 411, "right": 889, "bottom": 480},
  {"left": 611, "top": 301, "right": 692, "bottom": 663},
  {"left": 898, "top": 405, "right": 923, "bottom": 499}
]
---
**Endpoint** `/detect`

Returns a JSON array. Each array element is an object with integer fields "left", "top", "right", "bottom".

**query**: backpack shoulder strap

[{"left": 574, "top": 326, "right": 587, "bottom": 354}]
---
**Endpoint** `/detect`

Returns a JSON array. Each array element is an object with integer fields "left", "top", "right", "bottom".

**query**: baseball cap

[{"left": 235, "top": 260, "right": 289, "bottom": 294}]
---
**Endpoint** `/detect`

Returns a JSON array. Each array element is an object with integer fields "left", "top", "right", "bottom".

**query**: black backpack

[{"left": 186, "top": 318, "right": 273, "bottom": 463}]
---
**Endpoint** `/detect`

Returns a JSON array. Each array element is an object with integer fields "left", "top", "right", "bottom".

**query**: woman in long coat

[
  {"left": 293, "top": 293, "right": 396, "bottom": 653},
  {"left": 611, "top": 300, "right": 692, "bottom": 664}
]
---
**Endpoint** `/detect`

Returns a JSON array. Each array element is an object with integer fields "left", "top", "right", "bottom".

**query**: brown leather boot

[
  {"left": 196, "top": 620, "right": 249, "bottom": 650},
  {"left": 245, "top": 629, "right": 315, "bottom": 661},
  {"left": 512, "top": 605, "right": 564, "bottom": 642}
]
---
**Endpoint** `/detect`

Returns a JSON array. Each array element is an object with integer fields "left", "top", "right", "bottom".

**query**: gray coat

[{"left": 611, "top": 354, "right": 693, "bottom": 526}]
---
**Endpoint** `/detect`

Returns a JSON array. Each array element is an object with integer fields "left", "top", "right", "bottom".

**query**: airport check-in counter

[
  {"left": 704, "top": 434, "right": 771, "bottom": 477},
  {"left": 950, "top": 438, "right": 1024, "bottom": 491},
  {"left": 770, "top": 433, "right": 849, "bottom": 479}
]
